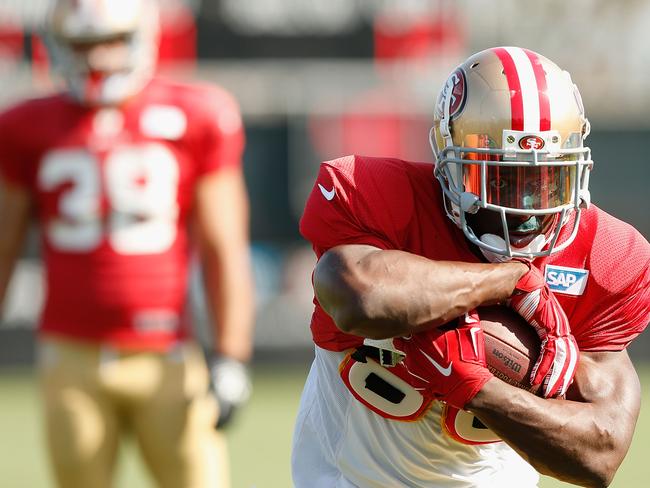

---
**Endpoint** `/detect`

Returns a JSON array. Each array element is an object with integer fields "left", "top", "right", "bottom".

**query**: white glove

[{"left": 208, "top": 355, "right": 252, "bottom": 428}]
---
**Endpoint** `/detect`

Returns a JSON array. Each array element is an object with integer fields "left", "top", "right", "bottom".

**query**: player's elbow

[
  {"left": 328, "top": 302, "right": 366, "bottom": 335},
  {"left": 314, "top": 246, "right": 404, "bottom": 338},
  {"left": 318, "top": 282, "right": 375, "bottom": 336},
  {"left": 314, "top": 249, "right": 374, "bottom": 333},
  {"left": 576, "top": 466, "right": 614, "bottom": 488},
  {"left": 544, "top": 458, "right": 615, "bottom": 488},
  {"left": 591, "top": 424, "right": 632, "bottom": 487},
  {"left": 568, "top": 436, "right": 624, "bottom": 488},
  {"left": 585, "top": 443, "right": 625, "bottom": 487},
  {"left": 316, "top": 281, "right": 395, "bottom": 338},
  {"left": 573, "top": 468, "right": 614, "bottom": 488}
]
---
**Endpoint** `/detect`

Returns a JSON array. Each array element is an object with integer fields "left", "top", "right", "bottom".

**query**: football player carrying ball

[{"left": 292, "top": 46, "right": 649, "bottom": 487}]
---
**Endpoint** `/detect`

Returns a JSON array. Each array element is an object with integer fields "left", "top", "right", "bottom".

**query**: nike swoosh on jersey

[
  {"left": 419, "top": 350, "right": 453, "bottom": 377},
  {"left": 318, "top": 183, "right": 336, "bottom": 201}
]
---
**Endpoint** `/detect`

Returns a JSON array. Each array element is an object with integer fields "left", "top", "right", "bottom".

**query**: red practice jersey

[
  {"left": 300, "top": 156, "right": 650, "bottom": 352},
  {"left": 0, "top": 78, "right": 244, "bottom": 350}
]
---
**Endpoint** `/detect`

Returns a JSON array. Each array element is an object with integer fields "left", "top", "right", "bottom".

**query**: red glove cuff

[
  {"left": 444, "top": 366, "right": 493, "bottom": 409},
  {"left": 512, "top": 259, "right": 541, "bottom": 295}
]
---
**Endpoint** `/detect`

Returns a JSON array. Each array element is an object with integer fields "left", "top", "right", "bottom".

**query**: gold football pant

[{"left": 38, "top": 336, "right": 229, "bottom": 488}]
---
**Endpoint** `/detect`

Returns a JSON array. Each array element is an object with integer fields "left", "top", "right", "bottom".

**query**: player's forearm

[
  {"left": 0, "top": 243, "right": 23, "bottom": 317},
  {"left": 315, "top": 246, "right": 527, "bottom": 338},
  {"left": 467, "top": 379, "right": 628, "bottom": 487},
  {"left": 0, "top": 183, "right": 31, "bottom": 315},
  {"left": 202, "top": 250, "right": 255, "bottom": 362},
  {"left": 0, "top": 259, "right": 16, "bottom": 313}
]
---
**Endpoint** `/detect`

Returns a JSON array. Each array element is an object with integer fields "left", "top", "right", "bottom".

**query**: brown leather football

[{"left": 479, "top": 305, "right": 542, "bottom": 396}]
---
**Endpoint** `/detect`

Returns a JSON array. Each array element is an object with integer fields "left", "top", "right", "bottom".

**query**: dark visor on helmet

[{"left": 460, "top": 134, "right": 577, "bottom": 210}]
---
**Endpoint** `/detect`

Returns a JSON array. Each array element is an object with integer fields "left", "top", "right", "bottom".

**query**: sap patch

[{"left": 544, "top": 265, "right": 589, "bottom": 296}]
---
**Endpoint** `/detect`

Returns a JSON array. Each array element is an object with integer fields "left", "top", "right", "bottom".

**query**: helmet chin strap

[{"left": 478, "top": 233, "right": 547, "bottom": 263}]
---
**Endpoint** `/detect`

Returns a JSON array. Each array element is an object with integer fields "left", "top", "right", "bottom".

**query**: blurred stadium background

[{"left": 0, "top": 0, "right": 648, "bottom": 486}]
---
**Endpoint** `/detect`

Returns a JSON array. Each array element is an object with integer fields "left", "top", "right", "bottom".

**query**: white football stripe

[
  {"left": 504, "top": 47, "right": 540, "bottom": 132},
  {"left": 561, "top": 339, "right": 579, "bottom": 395},
  {"left": 546, "top": 339, "right": 567, "bottom": 397},
  {"left": 554, "top": 300, "right": 569, "bottom": 336},
  {"left": 552, "top": 305, "right": 562, "bottom": 336}
]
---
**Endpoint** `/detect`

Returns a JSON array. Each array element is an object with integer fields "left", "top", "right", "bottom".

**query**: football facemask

[
  {"left": 430, "top": 47, "right": 593, "bottom": 259},
  {"left": 44, "top": 0, "right": 160, "bottom": 106}
]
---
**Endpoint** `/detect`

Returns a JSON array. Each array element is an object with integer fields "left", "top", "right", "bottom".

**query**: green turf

[{"left": 1, "top": 362, "right": 648, "bottom": 487}]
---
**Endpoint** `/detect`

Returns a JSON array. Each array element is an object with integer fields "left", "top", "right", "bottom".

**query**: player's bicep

[
  {"left": 567, "top": 349, "right": 641, "bottom": 447},
  {"left": 314, "top": 244, "right": 383, "bottom": 326},
  {"left": 194, "top": 166, "right": 250, "bottom": 255}
]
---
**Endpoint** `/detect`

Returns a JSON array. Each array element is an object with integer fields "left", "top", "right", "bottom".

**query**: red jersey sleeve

[
  {"left": 299, "top": 156, "right": 415, "bottom": 255},
  {"left": 570, "top": 215, "right": 650, "bottom": 351},
  {"left": 0, "top": 103, "right": 31, "bottom": 188},
  {"left": 194, "top": 85, "right": 245, "bottom": 176}
]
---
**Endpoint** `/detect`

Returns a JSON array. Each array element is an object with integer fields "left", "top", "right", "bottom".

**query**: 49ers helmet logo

[
  {"left": 436, "top": 68, "right": 467, "bottom": 119},
  {"left": 518, "top": 135, "right": 545, "bottom": 150}
]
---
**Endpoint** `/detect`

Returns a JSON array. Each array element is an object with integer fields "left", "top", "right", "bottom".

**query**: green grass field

[{"left": 1, "top": 362, "right": 649, "bottom": 488}]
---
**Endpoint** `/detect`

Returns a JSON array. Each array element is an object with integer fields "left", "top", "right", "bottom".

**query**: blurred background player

[{"left": 0, "top": 0, "right": 254, "bottom": 487}]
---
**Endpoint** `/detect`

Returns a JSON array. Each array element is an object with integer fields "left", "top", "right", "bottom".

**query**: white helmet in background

[
  {"left": 430, "top": 46, "right": 593, "bottom": 259},
  {"left": 44, "top": 0, "right": 160, "bottom": 106}
]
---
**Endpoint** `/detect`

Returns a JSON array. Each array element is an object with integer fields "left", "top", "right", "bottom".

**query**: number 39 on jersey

[{"left": 38, "top": 143, "right": 180, "bottom": 255}]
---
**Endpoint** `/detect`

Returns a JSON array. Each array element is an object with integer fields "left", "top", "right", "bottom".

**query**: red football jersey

[
  {"left": 300, "top": 156, "right": 650, "bottom": 352},
  {"left": 0, "top": 77, "right": 244, "bottom": 350}
]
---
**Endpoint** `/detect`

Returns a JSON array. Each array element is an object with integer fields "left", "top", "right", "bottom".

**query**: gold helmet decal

[{"left": 436, "top": 68, "right": 467, "bottom": 121}]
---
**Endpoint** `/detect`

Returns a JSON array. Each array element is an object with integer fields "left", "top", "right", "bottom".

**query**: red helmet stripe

[
  {"left": 493, "top": 47, "right": 524, "bottom": 131},
  {"left": 524, "top": 49, "right": 551, "bottom": 131}
]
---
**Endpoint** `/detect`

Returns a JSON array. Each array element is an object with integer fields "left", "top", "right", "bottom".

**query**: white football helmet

[
  {"left": 44, "top": 0, "right": 160, "bottom": 106},
  {"left": 430, "top": 47, "right": 593, "bottom": 259}
]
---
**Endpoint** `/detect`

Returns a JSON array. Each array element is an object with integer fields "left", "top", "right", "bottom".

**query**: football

[{"left": 479, "top": 305, "right": 542, "bottom": 396}]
